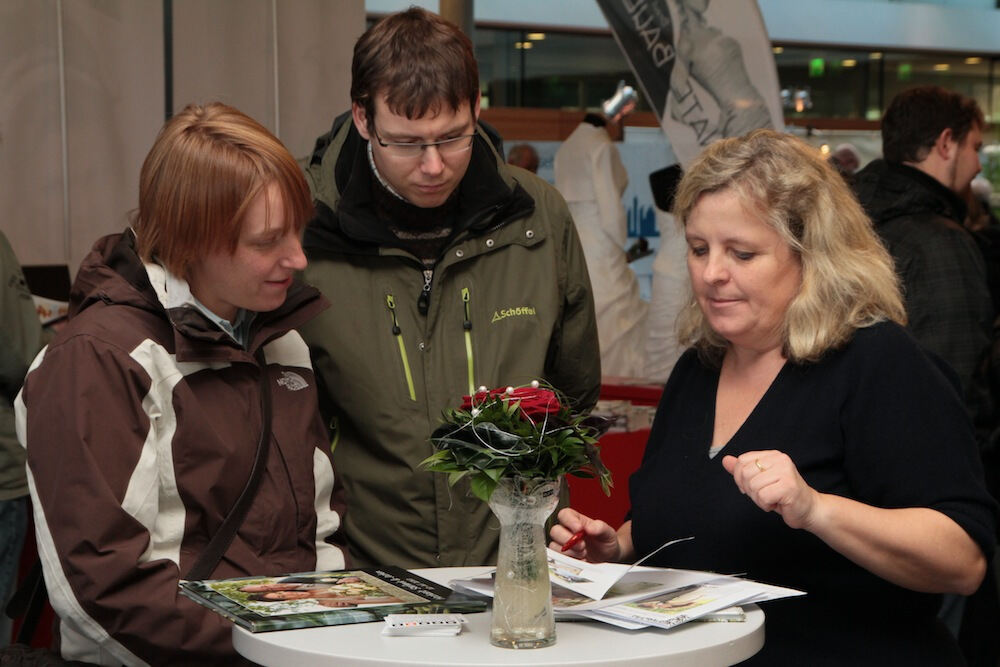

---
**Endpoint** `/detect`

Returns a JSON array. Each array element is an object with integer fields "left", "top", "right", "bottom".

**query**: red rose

[
  {"left": 459, "top": 390, "right": 491, "bottom": 411},
  {"left": 506, "top": 387, "right": 561, "bottom": 420},
  {"left": 460, "top": 385, "right": 561, "bottom": 420}
]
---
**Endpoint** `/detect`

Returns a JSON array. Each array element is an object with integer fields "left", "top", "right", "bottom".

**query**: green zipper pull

[
  {"left": 461, "top": 287, "right": 475, "bottom": 396},
  {"left": 386, "top": 294, "right": 417, "bottom": 401}
]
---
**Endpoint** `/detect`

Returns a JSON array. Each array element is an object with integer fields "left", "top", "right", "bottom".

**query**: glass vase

[{"left": 488, "top": 476, "right": 561, "bottom": 649}]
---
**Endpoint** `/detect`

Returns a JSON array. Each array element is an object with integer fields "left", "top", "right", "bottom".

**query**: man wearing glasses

[{"left": 299, "top": 7, "right": 600, "bottom": 569}]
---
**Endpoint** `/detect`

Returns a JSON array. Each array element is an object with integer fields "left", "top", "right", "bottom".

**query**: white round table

[{"left": 233, "top": 566, "right": 764, "bottom": 666}]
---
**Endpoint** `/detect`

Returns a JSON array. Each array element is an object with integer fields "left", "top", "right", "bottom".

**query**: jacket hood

[
  {"left": 70, "top": 230, "right": 161, "bottom": 319},
  {"left": 302, "top": 113, "right": 535, "bottom": 256},
  {"left": 71, "top": 230, "right": 327, "bottom": 356},
  {"left": 853, "top": 159, "right": 967, "bottom": 226}
]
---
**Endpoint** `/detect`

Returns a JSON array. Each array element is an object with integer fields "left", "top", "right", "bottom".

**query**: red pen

[{"left": 561, "top": 529, "right": 585, "bottom": 552}]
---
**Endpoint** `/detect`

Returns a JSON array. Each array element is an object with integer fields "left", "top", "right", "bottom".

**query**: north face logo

[
  {"left": 491, "top": 305, "right": 537, "bottom": 323},
  {"left": 277, "top": 371, "right": 308, "bottom": 391}
]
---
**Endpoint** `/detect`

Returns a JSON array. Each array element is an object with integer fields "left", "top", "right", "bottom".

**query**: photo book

[{"left": 179, "top": 566, "right": 487, "bottom": 632}]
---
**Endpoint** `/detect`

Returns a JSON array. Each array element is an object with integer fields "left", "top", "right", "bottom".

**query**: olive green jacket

[
  {"left": 1, "top": 230, "right": 44, "bottom": 500},
  {"left": 300, "top": 116, "right": 601, "bottom": 568}
]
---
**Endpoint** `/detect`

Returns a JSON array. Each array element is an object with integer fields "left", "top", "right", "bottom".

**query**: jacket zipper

[
  {"left": 418, "top": 201, "right": 511, "bottom": 314},
  {"left": 418, "top": 269, "right": 433, "bottom": 315},
  {"left": 385, "top": 294, "right": 417, "bottom": 401},
  {"left": 462, "top": 287, "right": 475, "bottom": 396}
]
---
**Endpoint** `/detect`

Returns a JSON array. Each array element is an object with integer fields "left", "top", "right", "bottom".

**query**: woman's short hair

[
  {"left": 673, "top": 129, "right": 906, "bottom": 364},
  {"left": 350, "top": 7, "right": 479, "bottom": 123},
  {"left": 133, "top": 102, "right": 311, "bottom": 277}
]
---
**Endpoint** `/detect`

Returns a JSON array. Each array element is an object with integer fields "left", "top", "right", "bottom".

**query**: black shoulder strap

[
  {"left": 5, "top": 557, "right": 45, "bottom": 644},
  {"left": 185, "top": 348, "right": 273, "bottom": 580}
]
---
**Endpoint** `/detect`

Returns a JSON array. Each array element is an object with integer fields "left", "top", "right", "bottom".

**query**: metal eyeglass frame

[{"left": 370, "top": 125, "right": 476, "bottom": 159}]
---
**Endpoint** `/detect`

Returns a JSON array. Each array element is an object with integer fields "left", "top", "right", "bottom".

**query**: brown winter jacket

[{"left": 16, "top": 231, "right": 347, "bottom": 666}]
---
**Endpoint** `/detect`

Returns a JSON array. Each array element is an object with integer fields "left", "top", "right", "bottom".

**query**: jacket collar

[
  {"left": 854, "top": 159, "right": 968, "bottom": 226},
  {"left": 303, "top": 115, "right": 535, "bottom": 256},
  {"left": 73, "top": 230, "right": 328, "bottom": 361}
]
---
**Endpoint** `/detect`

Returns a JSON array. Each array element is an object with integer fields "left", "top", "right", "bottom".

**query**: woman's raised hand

[{"left": 722, "top": 450, "right": 821, "bottom": 530}]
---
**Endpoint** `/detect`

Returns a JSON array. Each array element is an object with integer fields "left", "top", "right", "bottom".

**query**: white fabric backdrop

[{"left": 1, "top": 0, "right": 363, "bottom": 273}]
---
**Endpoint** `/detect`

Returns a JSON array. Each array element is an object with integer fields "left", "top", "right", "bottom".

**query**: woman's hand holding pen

[{"left": 548, "top": 508, "right": 627, "bottom": 563}]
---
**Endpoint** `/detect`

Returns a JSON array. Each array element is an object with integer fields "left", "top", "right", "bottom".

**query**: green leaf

[
  {"left": 419, "top": 450, "right": 450, "bottom": 467},
  {"left": 469, "top": 474, "right": 498, "bottom": 502}
]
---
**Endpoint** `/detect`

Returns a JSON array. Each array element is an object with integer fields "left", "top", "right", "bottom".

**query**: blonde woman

[{"left": 552, "top": 130, "right": 995, "bottom": 665}]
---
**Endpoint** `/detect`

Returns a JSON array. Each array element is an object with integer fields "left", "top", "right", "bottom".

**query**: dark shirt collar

[{"left": 894, "top": 162, "right": 968, "bottom": 223}]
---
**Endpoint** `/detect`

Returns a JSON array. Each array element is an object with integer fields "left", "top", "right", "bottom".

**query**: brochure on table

[
  {"left": 450, "top": 547, "right": 804, "bottom": 630},
  {"left": 582, "top": 579, "right": 795, "bottom": 630}
]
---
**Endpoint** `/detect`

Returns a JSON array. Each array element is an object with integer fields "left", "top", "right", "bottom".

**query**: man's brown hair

[
  {"left": 350, "top": 7, "right": 479, "bottom": 124},
  {"left": 881, "top": 86, "right": 984, "bottom": 164},
  {"left": 133, "top": 102, "right": 311, "bottom": 277}
]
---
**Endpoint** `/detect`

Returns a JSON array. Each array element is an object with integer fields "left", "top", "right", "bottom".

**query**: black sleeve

[{"left": 843, "top": 324, "right": 997, "bottom": 558}]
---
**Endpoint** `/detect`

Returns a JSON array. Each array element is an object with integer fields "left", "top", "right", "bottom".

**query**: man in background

[
  {"left": 300, "top": 7, "right": 599, "bottom": 569},
  {"left": 506, "top": 143, "right": 539, "bottom": 173},
  {"left": 554, "top": 91, "right": 647, "bottom": 378},
  {"left": 828, "top": 142, "right": 861, "bottom": 181},
  {"left": 854, "top": 85, "right": 991, "bottom": 397},
  {"left": 0, "top": 230, "right": 44, "bottom": 647}
]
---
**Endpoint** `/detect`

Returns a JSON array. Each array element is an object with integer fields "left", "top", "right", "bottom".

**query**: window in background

[
  {"left": 772, "top": 46, "right": 873, "bottom": 119},
  {"left": 880, "top": 53, "right": 994, "bottom": 121},
  {"left": 366, "top": 16, "right": 996, "bottom": 127},
  {"left": 476, "top": 28, "right": 649, "bottom": 112},
  {"left": 774, "top": 46, "right": 995, "bottom": 123}
]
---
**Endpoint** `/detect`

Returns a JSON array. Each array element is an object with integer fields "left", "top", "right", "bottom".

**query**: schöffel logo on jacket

[
  {"left": 491, "top": 305, "right": 537, "bottom": 323},
  {"left": 277, "top": 371, "right": 308, "bottom": 391}
]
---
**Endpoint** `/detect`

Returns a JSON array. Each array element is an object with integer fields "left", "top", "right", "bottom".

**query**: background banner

[{"left": 596, "top": 0, "right": 783, "bottom": 167}]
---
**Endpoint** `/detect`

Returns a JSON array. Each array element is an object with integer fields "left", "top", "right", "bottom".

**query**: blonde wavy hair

[{"left": 673, "top": 129, "right": 906, "bottom": 365}]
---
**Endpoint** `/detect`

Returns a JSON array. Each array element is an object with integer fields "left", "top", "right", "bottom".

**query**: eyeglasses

[{"left": 371, "top": 125, "right": 475, "bottom": 159}]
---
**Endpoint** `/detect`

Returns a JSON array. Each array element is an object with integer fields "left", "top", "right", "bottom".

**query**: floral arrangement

[{"left": 421, "top": 381, "right": 613, "bottom": 502}]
